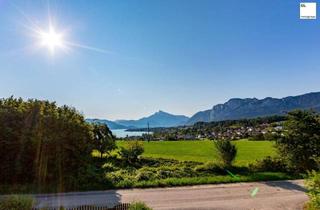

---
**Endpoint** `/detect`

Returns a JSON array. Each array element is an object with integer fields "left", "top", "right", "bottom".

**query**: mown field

[{"left": 117, "top": 139, "right": 277, "bottom": 166}]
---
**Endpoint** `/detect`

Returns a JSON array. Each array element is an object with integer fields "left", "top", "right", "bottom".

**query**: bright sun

[
  {"left": 39, "top": 26, "right": 65, "bottom": 53},
  {"left": 30, "top": 21, "right": 106, "bottom": 55}
]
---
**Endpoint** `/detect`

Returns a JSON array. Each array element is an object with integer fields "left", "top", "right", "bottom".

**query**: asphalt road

[{"left": 34, "top": 180, "right": 308, "bottom": 210}]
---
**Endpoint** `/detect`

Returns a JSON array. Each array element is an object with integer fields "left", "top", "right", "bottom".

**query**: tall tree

[
  {"left": 276, "top": 110, "right": 320, "bottom": 172},
  {"left": 92, "top": 123, "right": 116, "bottom": 159}
]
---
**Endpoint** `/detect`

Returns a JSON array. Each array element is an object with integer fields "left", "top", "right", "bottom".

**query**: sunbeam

[{"left": 10, "top": 1, "right": 114, "bottom": 56}]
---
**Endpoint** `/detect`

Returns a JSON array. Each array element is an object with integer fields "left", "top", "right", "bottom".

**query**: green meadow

[{"left": 117, "top": 139, "right": 277, "bottom": 166}]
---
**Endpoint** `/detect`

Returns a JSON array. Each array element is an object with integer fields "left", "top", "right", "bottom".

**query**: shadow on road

[
  {"left": 35, "top": 190, "right": 122, "bottom": 208},
  {"left": 263, "top": 180, "right": 307, "bottom": 193}
]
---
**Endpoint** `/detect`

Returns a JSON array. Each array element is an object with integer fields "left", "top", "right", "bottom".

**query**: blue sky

[{"left": 0, "top": 0, "right": 319, "bottom": 120}]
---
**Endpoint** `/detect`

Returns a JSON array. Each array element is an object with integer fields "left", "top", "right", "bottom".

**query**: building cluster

[
  {"left": 194, "top": 124, "right": 283, "bottom": 140},
  {"left": 118, "top": 122, "right": 284, "bottom": 141}
]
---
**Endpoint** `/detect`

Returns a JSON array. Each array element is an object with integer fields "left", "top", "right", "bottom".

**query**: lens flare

[
  {"left": 38, "top": 26, "right": 65, "bottom": 54},
  {"left": 10, "top": 2, "right": 114, "bottom": 57}
]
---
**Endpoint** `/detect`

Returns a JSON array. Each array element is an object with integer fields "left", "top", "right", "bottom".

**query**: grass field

[
  {"left": 117, "top": 139, "right": 277, "bottom": 166},
  {"left": 2, "top": 140, "right": 283, "bottom": 193}
]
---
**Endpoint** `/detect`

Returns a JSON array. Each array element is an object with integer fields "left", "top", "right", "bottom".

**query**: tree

[
  {"left": 92, "top": 123, "right": 116, "bottom": 159},
  {"left": 215, "top": 140, "right": 237, "bottom": 167},
  {"left": 0, "top": 97, "right": 96, "bottom": 192},
  {"left": 276, "top": 110, "right": 320, "bottom": 172},
  {"left": 119, "top": 141, "right": 144, "bottom": 164}
]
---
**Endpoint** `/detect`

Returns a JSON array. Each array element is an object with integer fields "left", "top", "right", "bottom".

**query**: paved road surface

[{"left": 34, "top": 180, "right": 308, "bottom": 210}]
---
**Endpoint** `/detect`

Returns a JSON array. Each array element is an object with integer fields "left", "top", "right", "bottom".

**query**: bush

[
  {"left": 154, "top": 165, "right": 195, "bottom": 179},
  {"left": 249, "top": 156, "right": 287, "bottom": 172},
  {"left": 102, "top": 162, "right": 118, "bottom": 172},
  {"left": 135, "top": 168, "right": 156, "bottom": 181},
  {"left": 0, "top": 195, "right": 34, "bottom": 210},
  {"left": 120, "top": 141, "right": 144, "bottom": 164},
  {"left": 129, "top": 201, "right": 153, "bottom": 210},
  {"left": 140, "top": 157, "right": 180, "bottom": 167},
  {"left": 156, "top": 168, "right": 177, "bottom": 179},
  {"left": 194, "top": 161, "right": 225, "bottom": 174},
  {"left": 305, "top": 171, "right": 320, "bottom": 210},
  {"left": 106, "top": 169, "right": 136, "bottom": 183},
  {"left": 214, "top": 140, "right": 237, "bottom": 167}
]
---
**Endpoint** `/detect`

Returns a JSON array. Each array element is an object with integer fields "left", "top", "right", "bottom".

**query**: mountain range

[
  {"left": 187, "top": 92, "right": 320, "bottom": 124},
  {"left": 85, "top": 119, "right": 131, "bottom": 130},
  {"left": 86, "top": 110, "right": 189, "bottom": 129},
  {"left": 87, "top": 92, "right": 320, "bottom": 129}
]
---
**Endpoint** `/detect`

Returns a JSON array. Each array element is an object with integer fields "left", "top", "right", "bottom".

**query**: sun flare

[{"left": 38, "top": 26, "right": 65, "bottom": 53}]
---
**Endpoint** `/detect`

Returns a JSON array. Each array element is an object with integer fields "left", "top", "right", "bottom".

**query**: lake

[{"left": 111, "top": 129, "right": 151, "bottom": 138}]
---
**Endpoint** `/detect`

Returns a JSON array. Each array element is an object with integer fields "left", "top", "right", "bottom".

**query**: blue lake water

[{"left": 111, "top": 129, "right": 151, "bottom": 138}]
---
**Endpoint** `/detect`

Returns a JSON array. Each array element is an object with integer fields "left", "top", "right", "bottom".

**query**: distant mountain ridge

[
  {"left": 87, "top": 111, "right": 189, "bottom": 129},
  {"left": 116, "top": 110, "right": 189, "bottom": 128},
  {"left": 85, "top": 119, "right": 130, "bottom": 130},
  {"left": 87, "top": 92, "right": 320, "bottom": 128},
  {"left": 187, "top": 92, "right": 320, "bottom": 124}
]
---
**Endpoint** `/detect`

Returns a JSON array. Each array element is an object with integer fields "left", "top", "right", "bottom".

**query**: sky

[{"left": 0, "top": 0, "right": 319, "bottom": 120}]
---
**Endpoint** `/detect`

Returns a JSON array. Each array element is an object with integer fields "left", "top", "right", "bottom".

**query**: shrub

[
  {"left": 305, "top": 171, "right": 320, "bottom": 210},
  {"left": 102, "top": 162, "right": 118, "bottom": 172},
  {"left": 249, "top": 156, "right": 287, "bottom": 172},
  {"left": 156, "top": 168, "right": 176, "bottom": 179},
  {"left": 135, "top": 168, "right": 156, "bottom": 181},
  {"left": 154, "top": 165, "right": 194, "bottom": 179},
  {"left": 106, "top": 169, "right": 136, "bottom": 183},
  {"left": 120, "top": 141, "right": 144, "bottom": 164},
  {"left": 194, "top": 161, "right": 225, "bottom": 174},
  {"left": 0, "top": 195, "right": 34, "bottom": 210},
  {"left": 214, "top": 140, "right": 237, "bottom": 167},
  {"left": 180, "top": 166, "right": 196, "bottom": 177},
  {"left": 129, "top": 201, "right": 153, "bottom": 210},
  {"left": 140, "top": 157, "right": 180, "bottom": 167}
]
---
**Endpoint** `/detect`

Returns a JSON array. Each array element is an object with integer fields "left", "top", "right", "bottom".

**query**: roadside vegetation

[
  {"left": 305, "top": 171, "right": 320, "bottom": 210},
  {"left": 129, "top": 201, "right": 153, "bottom": 210},
  {"left": 103, "top": 156, "right": 296, "bottom": 189},
  {"left": 0, "top": 195, "right": 34, "bottom": 210}
]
